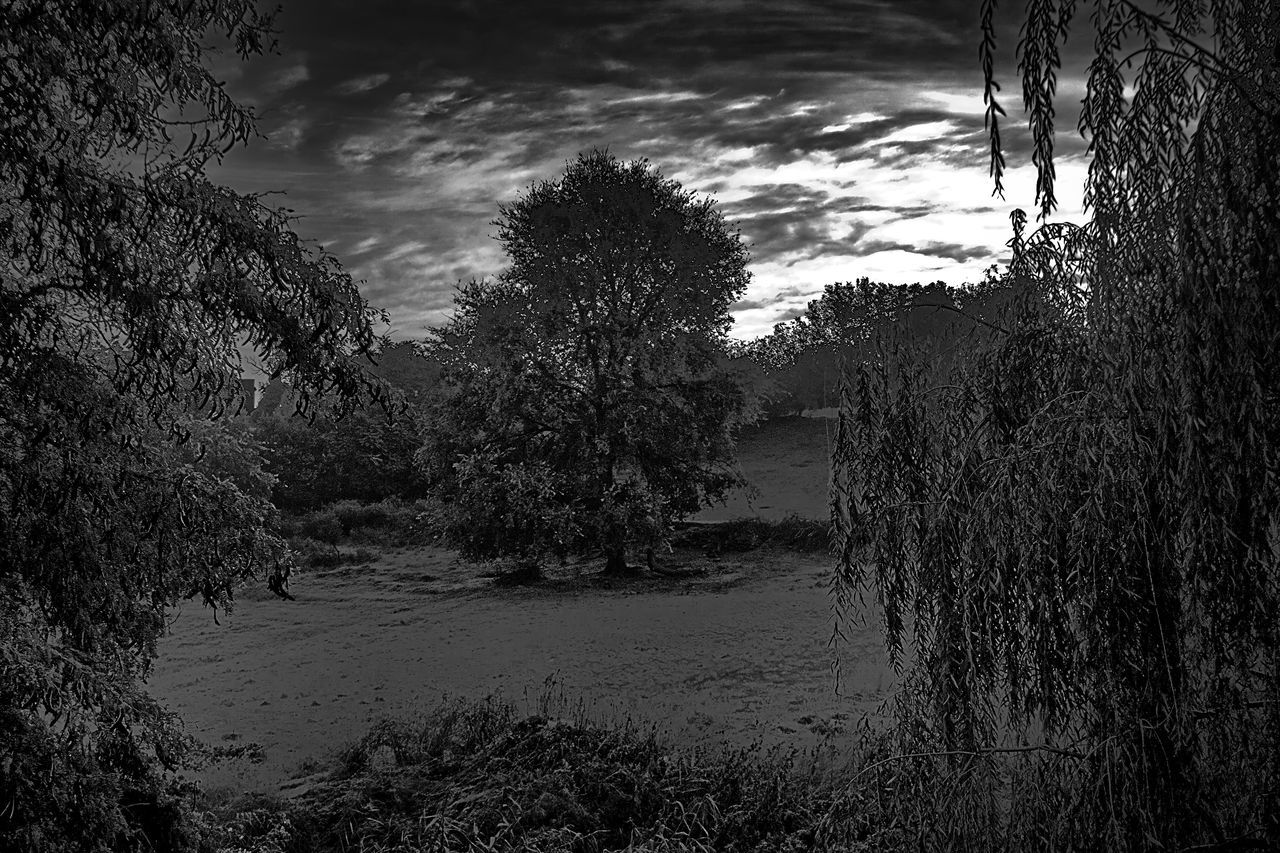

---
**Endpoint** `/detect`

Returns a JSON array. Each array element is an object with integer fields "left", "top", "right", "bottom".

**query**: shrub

[
  {"left": 201, "top": 697, "right": 840, "bottom": 853},
  {"left": 329, "top": 499, "right": 393, "bottom": 534},
  {"left": 191, "top": 691, "right": 1280, "bottom": 852},
  {"left": 769, "top": 515, "right": 830, "bottom": 552},
  {"left": 288, "top": 538, "right": 343, "bottom": 569},
  {"left": 281, "top": 499, "right": 438, "bottom": 548},
  {"left": 292, "top": 510, "right": 342, "bottom": 545}
]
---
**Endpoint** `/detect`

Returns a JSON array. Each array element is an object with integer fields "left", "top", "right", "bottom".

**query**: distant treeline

[
  {"left": 250, "top": 341, "right": 439, "bottom": 512},
  {"left": 729, "top": 276, "right": 1012, "bottom": 416},
  {"left": 248, "top": 277, "right": 1012, "bottom": 513}
]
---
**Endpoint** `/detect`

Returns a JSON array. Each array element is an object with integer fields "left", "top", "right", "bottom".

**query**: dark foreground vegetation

[{"left": 175, "top": 692, "right": 1276, "bottom": 852}]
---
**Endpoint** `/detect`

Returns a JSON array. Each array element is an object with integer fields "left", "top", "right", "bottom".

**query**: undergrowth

[
  {"left": 279, "top": 498, "right": 438, "bottom": 549},
  {"left": 280, "top": 506, "right": 829, "bottom": 576},
  {"left": 193, "top": 691, "right": 1280, "bottom": 852},
  {"left": 198, "top": 696, "right": 851, "bottom": 853},
  {"left": 674, "top": 515, "right": 829, "bottom": 555}
]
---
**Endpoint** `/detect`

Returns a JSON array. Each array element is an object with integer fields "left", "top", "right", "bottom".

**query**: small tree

[{"left": 422, "top": 151, "right": 753, "bottom": 575}]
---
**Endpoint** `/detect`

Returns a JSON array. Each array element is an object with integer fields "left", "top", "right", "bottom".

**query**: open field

[
  {"left": 149, "top": 415, "right": 890, "bottom": 795},
  {"left": 696, "top": 414, "right": 835, "bottom": 522}
]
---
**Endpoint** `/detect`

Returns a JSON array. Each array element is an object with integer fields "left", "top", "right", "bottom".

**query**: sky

[{"left": 212, "top": 0, "right": 1093, "bottom": 341}]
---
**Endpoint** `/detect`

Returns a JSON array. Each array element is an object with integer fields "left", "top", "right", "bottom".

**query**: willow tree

[
  {"left": 834, "top": 2, "right": 1280, "bottom": 848},
  {"left": 0, "top": 3, "right": 382, "bottom": 849},
  {"left": 421, "top": 151, "right": 752, "bottom": 576}
]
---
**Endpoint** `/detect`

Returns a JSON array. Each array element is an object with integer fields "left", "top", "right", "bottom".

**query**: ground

[
  {"left": 149, "top": 415, "right": 893, "bottom": 794},
  {"left": 696, "top": 413, "right": 835, "bottom": 522}
]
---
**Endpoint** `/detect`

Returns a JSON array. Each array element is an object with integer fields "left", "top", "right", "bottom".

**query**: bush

[
  {"left": 252, "top": 408, "right": 430, "bottom": 514},
  {"left": 769, "top": 515, "right": 830, "bottom": 551},
  {"left": 280, "top": 499, "right": 438, "bottom": 548},
  {"left": 288, "top": 538, "right": 343, "bottom": 569},
  {"left": 287, "top": 538, "right": 378, "bottom": 570},
  {"left": 329, "top": 499, "right": 393, "bottom": 534},
  {"left": 292, "top": 510, "right": 342, "bottom": 545},
  {"left": 201, "top": 697, "right": 840, "bottom": 853}
]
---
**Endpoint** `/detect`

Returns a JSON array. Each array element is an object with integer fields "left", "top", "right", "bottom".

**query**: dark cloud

[
  {"left": 209, "top": 0, "right": 1092, "bottom": 338},
  {"left": 857, "top": 239, "right": 990, "bottom": 265}
]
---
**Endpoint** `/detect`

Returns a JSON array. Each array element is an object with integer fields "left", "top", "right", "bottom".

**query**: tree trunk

[
  {"left": 598, "top": 442, "right": 637, "bottom": 576},
  {"left": 603, "top": 541, "right": 634, "bottom": 575}
]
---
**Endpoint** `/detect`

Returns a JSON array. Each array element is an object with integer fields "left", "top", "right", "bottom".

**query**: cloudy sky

[{"left": 212, "top": 0, "right": 1092, "bottom": 340}]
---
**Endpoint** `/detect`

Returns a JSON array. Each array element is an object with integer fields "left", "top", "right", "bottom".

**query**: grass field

[{"left": 696, "top": 415, "right": 835, "bottom": 522}]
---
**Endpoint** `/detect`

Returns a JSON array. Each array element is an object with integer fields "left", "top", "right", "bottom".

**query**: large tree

[
  {"left": 834, "top": 2, "right": 1280, "bottom": 848},
  {"left": 0, "top": 2, "right": 382, "bottom": 849},
  {"left": 422, "top": 151, "right": 753, "bottom": 575}
]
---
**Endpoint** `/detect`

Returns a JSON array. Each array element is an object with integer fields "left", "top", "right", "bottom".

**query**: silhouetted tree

[
  {"left": 0, "top": 3, "right": 381, "bottom": 849},
  {"left": 834, "top": 3, "right": 1280, "bottom": 847},
  {"left": 422, "top": 151, "right": 753, "bottom": 575}
]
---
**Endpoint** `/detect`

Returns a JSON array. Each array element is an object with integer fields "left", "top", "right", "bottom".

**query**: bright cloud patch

[
  {"left": 335, "top": 72, "right": 391, "bottom": 95},
  {"left": 265, "top": 60, "right": 310, "bottom": 95}
]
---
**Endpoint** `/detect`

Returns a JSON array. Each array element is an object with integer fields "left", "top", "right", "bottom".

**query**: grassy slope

[{"left": 696, "top": 415, "right": 835, "bottom": 523}]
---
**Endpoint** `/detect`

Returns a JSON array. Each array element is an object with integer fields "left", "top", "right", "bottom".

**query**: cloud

[
  {"left": 266, "top": 113, "right": 310, "bottom": 150},
  {"left": 210, "top": 0, "right": 1093, "bottom": 341},
  {"left": 857, "top": 239, "right": 991, "bottom": 265},
  {"left": 335, "top": 72, "right": 392, "bottom": 95},
  {"left": 772, "top": 305, "right": 808, "bottom": 323},
  {"left": 264, "top": 60, "right": 310, "bottom": 95}
]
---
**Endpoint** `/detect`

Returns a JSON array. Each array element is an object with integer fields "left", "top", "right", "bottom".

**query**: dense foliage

[
  {"left": 253, "top": 343, "right": 438, "bottom": 512},
  {"left": 421, "top": 151, "right": 754, "bottom": 575},
  {"left": 834, "top": 2, "right": 1280, "bottom": 848},
  {"left": 253, "top": 409, "right": 428, "bottom": 511},
  {"left": 736, "top": 278, "right": 1006, "bottom": 416},
  {"left": 0, "top": 2, "right": 381, "bottom": 849}
]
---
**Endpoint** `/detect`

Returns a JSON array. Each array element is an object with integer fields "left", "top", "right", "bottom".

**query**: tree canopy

[
  {"left": 421, "top": 150, "right": 753, "bottom": 575},
  {"left": 0, "top": 2, "right": 382, "bottom": 848},
  {"left": 737, "top": 279, "right": 995, "bottom": 415},
  {"left": 834, "top": 2, "right": 1280, "bottom": 847}
]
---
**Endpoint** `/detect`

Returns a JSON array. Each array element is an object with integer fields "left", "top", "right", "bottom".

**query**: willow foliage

[
  {"left": 835, "top": 2, "right": 1280, "bottom": 848},
  {"left": 0, "top": 3, "right": 382, "bottom": 849}
]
